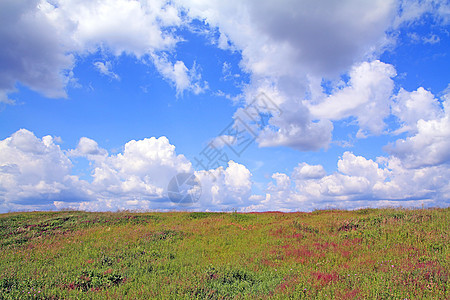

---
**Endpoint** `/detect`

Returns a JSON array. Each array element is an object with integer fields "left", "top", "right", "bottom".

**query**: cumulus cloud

[
  {"left": 194, "top": 161, "right": 252, "bottom": 210},
  {"left": 307, "top": 60, "right": 396, "bottom": 137},
  {"left": 0, "top": 129, "right": 87, "bottom": 211},
  {"left": 0, "top": 130, "right": 191, "bottom": 212},
  {"left": 68, "top": 137, "right": 108, "bottom": 162},
  {"left": 173, "top": 0, "right": 446, "bottom": 153},
  {"left": 391, "top": 87, "right": 442, "bottom": 133},
  {"left": 293, "top": 163, "right": 326, "bottom": 180},
  {"left": 43, "top": 0, "right": 182, "bottom": 55},
  {"left": 2, "top": 1, "right": 449, "bottom": 212},
  {"left": 386, "top": 95, "right": 450, "bottom": 168},
  {"left": 248, "top": 151, "right": 449, "bottom": 212},
  {"left": 3, "top": 0, "right": 445, "bottom": 154},
  {"left": 0, "top": 0, "right": 207, "bottom": 100},
  {"left": 0, "top": 130, "right": 255, "bottom": 212},
  {"left": 89, "top": 136, "right": 192, "bottom": 204},
  {"left": 180, "top": 0, "right": 395, "bottom": 76},
  {"left": 1, "top": 128, "right": 449, "bottom": 213},
  {"left": 236, "top": 84, "right": 333, "bottom": 151},
  {"left": 177, "top": 0, "right": 400, "bottom": 150}
]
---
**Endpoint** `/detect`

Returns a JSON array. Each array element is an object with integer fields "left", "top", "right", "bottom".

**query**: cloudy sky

[{"left": 1, "top": 0, "right": 449, "bottom": 213}]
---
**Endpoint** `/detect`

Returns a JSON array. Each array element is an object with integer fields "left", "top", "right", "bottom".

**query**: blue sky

[{"left": 0, "top": 0, "right": 449, "bottom": 212}]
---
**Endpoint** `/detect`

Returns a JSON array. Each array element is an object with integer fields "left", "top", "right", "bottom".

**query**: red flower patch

[
  {"left": 311, "top": 271, "right": 340, "bottom": 287},
  {"left": 284, "top": 246, "right": 314, "bottom": 263}
]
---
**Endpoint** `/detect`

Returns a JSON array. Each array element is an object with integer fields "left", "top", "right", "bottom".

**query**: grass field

[{"left": 0, "top": 208, "right": 448, "bottom": 299}]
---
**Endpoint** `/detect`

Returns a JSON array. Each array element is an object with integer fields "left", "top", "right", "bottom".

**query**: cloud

[
  {"left": 0, "top": 0, "right": 74, "bottom": 99},
  {"left": 177, "top": 0, "right": 400, "bottom": 150},
  {"left": 423, "top": 34, "right": 440, "bottom": 44},
  {"left": 251, "top": 88, "right": 450, "bottom": 211},
  {"left": 211, "top": 135, "right": 237, "bottom": 149},
  {"left": 307, "top": 60, "right": 397, "bottom": 137},
  {"left": 180, "top": 0, "right": 396, "bottom": 76},
  {"left": 0, "top": 130, "right": 254, "bottom": 212},
  {"left": 2, "top": 0, "right": 446, "bottom": 155},
  {"left": 393, "top": 0, "right": 450, "bottom": 28},
  {"left": 293, "top": 163, "right": 326, "bottom": 180},
  {"left": 391, "top": 87, "right": 442, "bottom": 134},
  {"left": 0, "top": 130, "right": 194, "bottom": 212},
  {"left": 68, "top": 137, "right": 108, "bottom": 162},
  {"left": 90, "top": 136, "right": 192, "bottom": 203},
  {"left": 151, "top": 54, "right": 208, "bottom": 96},
  {"left": 1, "top": 1, "right": 449, "bottom": 212},
  {"left": 194, "top": 160, "right": 252, "bottom": 210},
  {"left": 1, "top": 128, "right": 449, "bottom": 213},
  {"left": 93, "top": 61, "right": 120, "bottom": 80},
  {"left": 248, "top": 151, "right": 449, "bottom": 212},
  {"left": 0, "top": 0, "right": 194, "bottom": 100},
  {"left": 237, "top": 84, "right": 333, "bottom": 151},
  {"left": 386, "top": 94, "right": 450, "bottom": 168},
  {"left": 0, "top": 129, "right": 87, "bottom": 211},
  {"left": 45, "top": 0, "right": 182, "bottom": 55}
]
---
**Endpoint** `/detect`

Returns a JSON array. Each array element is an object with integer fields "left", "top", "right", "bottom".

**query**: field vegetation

[{"left": 0, "top": 208, "right": 448, "bottom": 299}]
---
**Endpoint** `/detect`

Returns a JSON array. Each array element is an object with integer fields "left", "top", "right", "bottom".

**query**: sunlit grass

[{"left": 0, "top": 208, "right": 448, "bottom": 299}]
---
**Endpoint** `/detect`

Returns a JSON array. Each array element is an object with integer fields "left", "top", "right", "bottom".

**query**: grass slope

[{"left": 0, "top": 208, "right": 448, "bottom": 299}]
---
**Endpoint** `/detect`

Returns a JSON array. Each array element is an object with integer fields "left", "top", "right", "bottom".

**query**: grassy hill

[{"left": 0, "top": 208, "right": 448, "bottom": 299}]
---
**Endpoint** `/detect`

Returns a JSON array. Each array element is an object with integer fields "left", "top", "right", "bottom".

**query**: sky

[{"left": 0, "top": 0, "right": 449, "bottom": 213}]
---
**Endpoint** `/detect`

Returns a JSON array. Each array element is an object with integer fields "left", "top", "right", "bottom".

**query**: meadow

[{"left": 0, "top": 208, "right": 448, "bottom": 299}]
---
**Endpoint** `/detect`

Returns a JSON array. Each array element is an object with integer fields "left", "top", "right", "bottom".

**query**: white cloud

[
  {"left": 386, "top": 95, "right": 450, "bottom": 168},
  {"left": 68, "top": 137, "right": 108, "bottom": 162},
  {"left": 248, "top": 151, "right": 449, "bottom": 212},
  {"left": 250, "top": 88, "right": 450, "bottom": 210},
  {"left": 1, "top": 1, "right": 449, "bottom": 212},
  {"left": 0, "top": 91, "right": 16, "bottom": 105},
  {"left": 180, "top": 0, "right": 396, "bottom": 76},
  {"left": 45, "top": 0, "right": 182, "bottom": 56},
  {"left": 423, "top": 34, "right": 440, "bottom": 44},
  {"left": 90, "top": 136, "right": 192, "bottom": 203},
  {"left": 0, "top": 0, "right": 201, "bottom": 100},
  {"left": 239, "top": 83, "right": 333, "bottom": 151},
  {"left": 393, "top": 0, "right": 450, "bottom": 28},
  {"left": 211, "top": 135, "right": 236, "bottom": 149},
  {"left": 152, "top": 54, "right": 208, "bottom": 96},
  {"left": 176, "top": 0, "right": 400, "bottom": 150},
  {"left": 307, "top": 60, "right": 397, "bottom": 137},
  {"left": 391, "top": 87, "right": 442, "bottom": 133},
  {"left": 293, "top": 163, "right": 326, "bottom": 180},
  {"left": 1, "top": 128, "right": 449, "bottom": 213},
  {"left": 3, "top": 0, "right": 446, "bottom": 156},
  {"left": 0, "top": 130, "right": 193, "bottom": 212},
  {"left": 194, "top": 161, "right": 252, "bottom": 210},
  {"left": 0, "top": 0, "right": 74, "bottom": 99},
  {"left": 93, "top": 61, "right": 120, "bottom": 80},
  {"left": 0, "top": 130, "right": 253, "bottom": 212},
  {"left": 0, "top": 129, "right": 87, "bottom": 211}
]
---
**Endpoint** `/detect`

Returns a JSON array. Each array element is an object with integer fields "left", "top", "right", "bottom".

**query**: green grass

[{"left": 0, "top": 208, "right": 448, "bottom": 299}]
